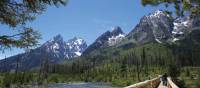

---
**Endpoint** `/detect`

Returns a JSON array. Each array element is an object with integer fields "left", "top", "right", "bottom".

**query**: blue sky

[{"left": 0, "top": 0, "right": 171, "bottom": 59}]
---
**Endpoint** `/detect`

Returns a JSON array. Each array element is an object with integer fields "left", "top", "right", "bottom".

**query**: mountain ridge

[
  {"left": 82, "top": 26, "right": 125, "bottom": 55},
  {"left": 0, "top": 35, "right": 87, "bottom": 71},
  {"left": 1, "top": 10, "right": 200, "bottom": 71}
]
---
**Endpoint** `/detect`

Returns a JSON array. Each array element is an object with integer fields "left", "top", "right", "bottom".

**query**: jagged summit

[
  {"left": 127, "top": 10, "right": 173, "bottom": 44},
  {"left": 83, "top": 26, "right": 125, "bottom": 55},
  {"left": 68, "top": 37, "right": 85, "bottom": 45},
  {"left": 53, "top": 34, "right": 63, "bottom": 41},
  {"left": 147, "top": 10, "right": 170, "bottom": 18},
  {"left": 66, "top": 37, "right": 87, "bottom": 57},
  {"left": 108, "top": 26, "right": 125, "bottom": 46},
  {"left": 0, "top": 35, "right": 88, "bottom": 71},
  {"left": 40, "top": 35, "right": 87, "bottom": 58},
  {"left": 126, "top": 10, "right": 200, "bottom": 44},
  {"left": 171, "top": 15, "right": 200, "bottom": 42},
  {"left": 111, "top": 26, "right": 124, "bottom": 35}
]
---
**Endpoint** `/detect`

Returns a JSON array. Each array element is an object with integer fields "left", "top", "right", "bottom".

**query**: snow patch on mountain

[
  {"left": 65, "top": 37, "right": 87, "bottom": 57},
  {"left": 52, "top": 43, "right": 59, "bottom": 50},
  {"left": 172, "top": 17, "right": 191, "bottom": 34},
  {"left": 42, "top": 35, "right": 87, "bottom": 59},
  {"left": 82, "top": 26, "right": 125, "bottom": 55},
  {"left": 75, "top": 51, "right": 82, "bottom": 56},
  {"left": 148, "top": 10, "right": 170, "bottom": 19},
  {"left": 77, "top": 39, "right": 83, "bottom": 45},
  {"left": 172, "top": 38, "right": 180, "bottom": 42},
  {"left": 108, "top": 34, "right": 125, "bottom": 46},
  {"left": 155, "top": 38, "right": 162, "bottom": 43},
  {"left": 171, "top": 17, "right": 192, "bottom": 42}
]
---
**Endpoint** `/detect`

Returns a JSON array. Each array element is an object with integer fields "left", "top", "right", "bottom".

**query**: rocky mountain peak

[
  {"left": 127, "top": 10, "right": 173, "bottom": 44},
  {"left": 172, "top": 17, "right": 191, "bottom": 35},
  {"left": 171, "top": 14, "right": 200, "bottom": 42},
  {"left": 95, "top": 26, "right": 125, "bottom": 45},
  {"left": 1, "top": 35, "right": 88, "bottom": 71},
  {"left": 53, "top": 34, "right": 63, "bottom": 42},
  {"left": 66, "top": 37, "right": 87, "bottom": 57},
  {"left": 111, "top": 26, "right": 124, "bottom": 35},
  {"left": 83, "top": 27, "right": 125, "bottom": 55},
  {"left": 67, "top": 37, "right": 85, "bottom": 45},
  {"left": 147, "top": 10, "right": 170, "bottom": 19},
  {"left": 41, "top": 35, "right": 87, "bottom": 58}
]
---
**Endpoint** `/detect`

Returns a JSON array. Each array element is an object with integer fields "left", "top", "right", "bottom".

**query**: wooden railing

[
  {"left": 125, "top": 76, "right": 179, "bottom": 88},
  {"left": 124, "top": 76, "right": 161, "bottom": 88},
  {"left": 167, "top": 77, "right": 179, "bottom": 88}
]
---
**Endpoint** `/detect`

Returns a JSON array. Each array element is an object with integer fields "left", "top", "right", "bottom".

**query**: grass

[{"left": 180, "top": 67, "right": 200, "bottom": 88}]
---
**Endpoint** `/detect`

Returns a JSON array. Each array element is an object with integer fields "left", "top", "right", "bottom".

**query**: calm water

[{"left": 31, "top": 82, "right": 121, "bottom": 88}]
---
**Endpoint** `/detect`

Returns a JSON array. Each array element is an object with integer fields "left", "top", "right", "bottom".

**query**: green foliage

[
  {"left": 0, "top": 67, "right": 198, "bottom": 87},
  {"left": 1, "top": 72, "right": 34, "bottom": 87},
  {"left": 0, "top": 0, "right": 67, "bottom": 27},
  {"left": 181, "top": 67, "right": 200, "bottom": 88},
  {"left": 186, "top": 68, "right": 190, "bottom": 77},
  {"left": 167, "top": 64, "right": 181, "bottom": 79},
  {"left": 1, "top": 41, "right": 199, "bottom": 87},
  {"left": 0, "top": 0, "right": 67, "bottom": 50}
]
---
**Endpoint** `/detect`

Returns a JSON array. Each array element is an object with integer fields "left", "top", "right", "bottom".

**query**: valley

[{"left": 0, "top": 1, "right": 200, "bottom": 88}]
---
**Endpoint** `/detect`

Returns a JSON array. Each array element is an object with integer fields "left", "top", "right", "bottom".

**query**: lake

[{"left": 31, "top": 82, "right": 121, "bottom": 88}]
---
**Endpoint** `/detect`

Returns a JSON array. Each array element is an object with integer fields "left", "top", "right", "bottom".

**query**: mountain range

[
  {"left": 1, "top": 10, "right": 200, "bottom": 71},
  {"left": 0, "top": 35, "right": 87, "bottom": 71}
]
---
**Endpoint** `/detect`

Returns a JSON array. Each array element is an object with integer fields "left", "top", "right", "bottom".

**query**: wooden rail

[
  {"left": 124, "top": 76, "right": 161, "bottom": 88},
  {"left": 167, "top": 77, "right": 179, "bottom": 88},
  {"left": 125, "top": 76, "right": 179, "bottom": 88}
]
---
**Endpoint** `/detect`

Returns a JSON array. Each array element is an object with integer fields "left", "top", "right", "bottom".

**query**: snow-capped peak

[
  {"left": 67, "top": 37, "right": 86, "bottom": 45},
  {"left": 147, "top": 10, "right": 170, "bottom": 18},
  {"left": 66, "top": 37, "right": 87, "bottom": 57},
  {"left": 42, "top": 35, "right": 87, "bottom": 59},
  {"left": 75, "top": 38, "right": 85, "bottom": 45},
  {"left": 53, "top": 34, "right": 63, "bottom": 41},
  {"left": 111, "top": 26, "right": 124, "bottom": 35},
  {"left": 108, "top": 27, "right": 125, "bottom": 46}
]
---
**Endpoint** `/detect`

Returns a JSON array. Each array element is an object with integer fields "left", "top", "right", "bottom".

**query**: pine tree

[{"left": 0, "top": 0, "right": 67, "bottom": 50}]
